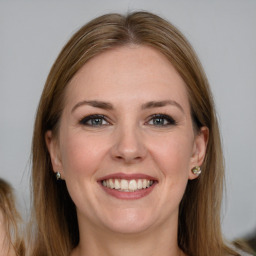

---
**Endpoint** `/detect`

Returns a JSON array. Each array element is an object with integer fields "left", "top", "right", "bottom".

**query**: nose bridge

[{"left": 111, "top": 118, "right": 146, "bottom": 163}]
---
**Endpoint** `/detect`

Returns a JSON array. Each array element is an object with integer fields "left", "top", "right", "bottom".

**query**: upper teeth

[{"left": 102, "top": 179, "right": 154, "bottom": 192}]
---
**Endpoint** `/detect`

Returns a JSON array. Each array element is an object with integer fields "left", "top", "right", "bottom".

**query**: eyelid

[
  {"left": 146, "top": 113, "right": 177, "bottom": 126},
  {"left": 79, "top": 114, "right": 111, "bottom": 126}
]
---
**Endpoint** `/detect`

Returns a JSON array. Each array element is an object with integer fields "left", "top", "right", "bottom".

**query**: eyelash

[
  {"left": 146, "top": 114, "right": 177, "bottom": 127},
  {"left": 79, "top": 114, "right": 177, "bottom": 127},
  {"left": 79, "top": 114, "right": 110, "bottom": 126}
]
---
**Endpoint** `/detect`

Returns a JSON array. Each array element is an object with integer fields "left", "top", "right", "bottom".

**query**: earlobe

[
  {"left": 189, "top": 126, "right": 209, "bottom": 180},
  {"left": 45, "top": 131, "right": 64, "bottom": 178}
]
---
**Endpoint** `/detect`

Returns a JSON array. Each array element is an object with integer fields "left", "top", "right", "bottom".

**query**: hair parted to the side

[
  {"left": 0, "top": 178, "right": 25, "bottom": 256},
  {"left": 30, "top": 11, "right": 239, "bottom": 256}
]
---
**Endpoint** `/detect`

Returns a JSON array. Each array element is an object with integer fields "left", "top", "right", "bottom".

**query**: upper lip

[{"left": 98, "top": 172, "right": 158, "bottom": 181}]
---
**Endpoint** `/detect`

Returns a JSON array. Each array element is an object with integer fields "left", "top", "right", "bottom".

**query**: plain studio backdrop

[{"left": 0, "top": 0, "right": 255, "bottom": 241}]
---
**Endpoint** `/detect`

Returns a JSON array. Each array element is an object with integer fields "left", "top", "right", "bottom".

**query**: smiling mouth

[{"left": 101, "top": 179, "right": 155, "bottom": 192}]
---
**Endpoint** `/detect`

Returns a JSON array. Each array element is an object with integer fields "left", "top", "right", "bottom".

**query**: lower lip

[{"left": 99, "top": 182, "right": 157, "bottom": 200}]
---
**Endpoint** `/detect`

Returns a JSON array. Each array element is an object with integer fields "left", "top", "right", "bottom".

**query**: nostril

[{"left": 114, "top": 154, "right": 143, "bottom": 164}]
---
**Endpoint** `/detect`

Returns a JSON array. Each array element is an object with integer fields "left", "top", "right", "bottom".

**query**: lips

[{"left": 98, "top": 173, "right": 158, "bottom": 200}]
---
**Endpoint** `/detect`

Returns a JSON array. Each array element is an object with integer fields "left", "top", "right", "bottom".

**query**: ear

[
  {"left": 45, "top": 130, "right": 65, "bottom": 179},
  {"left": 189, "top": 126, "right": 209, "bottom": 180}
]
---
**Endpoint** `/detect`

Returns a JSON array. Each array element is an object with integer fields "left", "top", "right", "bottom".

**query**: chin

[{"left": 100, "top": 208, "right": 156, "bottom": 235}]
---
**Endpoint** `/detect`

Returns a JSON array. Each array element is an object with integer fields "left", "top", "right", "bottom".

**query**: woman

[
  {"left": 0, "top": 178, "right": 25, "bottom": 256},
  {"left": 29, "top": 11, "right": 250, "bottom": 256}
]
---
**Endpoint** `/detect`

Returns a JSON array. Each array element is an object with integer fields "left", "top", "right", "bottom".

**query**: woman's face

[{"left": 47, "top": 45, "right": 207, "bottom": 235}]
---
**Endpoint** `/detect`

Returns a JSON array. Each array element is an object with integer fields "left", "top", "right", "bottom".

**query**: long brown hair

[
  {"left": 30, "top": 11, "right": 239, "bottom": 256},
  {"left": 0, "top": 178, "right": 25, "bottom": 256}
]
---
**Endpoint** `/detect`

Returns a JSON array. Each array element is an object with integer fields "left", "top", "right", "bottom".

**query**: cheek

[
  {"left": 59, "top": 132, "right": 109, "bottom": 177},
  {"left": 149, "top": 133, "right": 194, "bottom": 177},
  {"left": 58, "top": 132, "right": 108, "bottom": 210}
]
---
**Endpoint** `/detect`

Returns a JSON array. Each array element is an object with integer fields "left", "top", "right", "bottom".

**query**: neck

[{"left": 71, "top": 217, "right": 184, "bottom": 256}]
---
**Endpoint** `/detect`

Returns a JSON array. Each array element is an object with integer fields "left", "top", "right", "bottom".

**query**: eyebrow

[
  {"left": 71, "top": 100, "right": 113, "bottom": 113},
  {"left": 141, "top": 100, "right": 184, "bottom": 113},
  {"left": 71, "top": 99, "right": 184, "bottom": 113}
]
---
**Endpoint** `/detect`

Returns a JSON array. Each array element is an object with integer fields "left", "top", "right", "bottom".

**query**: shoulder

[
  {"left": 237, "top": 251, "right": 254, "bottom": 256},
  {"left": 231, "top": 241, "right": 255, "bottom": 256},
  {"left": 226, "top": 243, "right": 255, "bottom": 256},
  {"left": 234, "top": 247, "right": 254, "bottom": 256}
]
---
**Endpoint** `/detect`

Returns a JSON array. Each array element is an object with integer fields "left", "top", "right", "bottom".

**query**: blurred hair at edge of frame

[{"left": 0, "top": 178, "right": 25, "bottom": 256}]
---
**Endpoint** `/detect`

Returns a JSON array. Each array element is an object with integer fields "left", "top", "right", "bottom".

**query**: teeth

[
  {"left": 137, "top": 179, "right": 143, "bottom": 189},
  {"left": 109, "top": 179, "right": 115, "bottom": 189},
  {"left": 114, "top": 179, "right": 120, "bottom": 190},
  {"left": 128, "top": 179, "right": 137, "bottom": 191},
  {"left": 142, "top": 179, "right": 147, "bottom": 189},
  {"left": 102, "top": 178, "right": 154, "bottom": 192},
  {"left": 120, "top": 179, "right": 129, "bottom": 191}
]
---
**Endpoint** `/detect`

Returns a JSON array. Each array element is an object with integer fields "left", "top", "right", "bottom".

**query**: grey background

[{"left": 0, "top": 0, "right": 255, "bottom": 241}]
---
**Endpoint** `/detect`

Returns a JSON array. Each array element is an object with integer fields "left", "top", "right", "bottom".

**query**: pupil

[
  {"left": 154, "top": 118, "right": 164, "bottom": 125},
  {"left": 92, "top": 118, "right": 102, "bottom": 125}
]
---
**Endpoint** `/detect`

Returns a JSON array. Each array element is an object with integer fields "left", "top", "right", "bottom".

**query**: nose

[{"left": 110, "top": 124, "right": 147, "bottom": 164}]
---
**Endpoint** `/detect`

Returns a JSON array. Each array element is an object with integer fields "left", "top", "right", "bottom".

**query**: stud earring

[
  {"left": 56, "top": 172, "right": 61, "bottom": 180},
  {"left": 192, "top": 166, "right": 201, "bottom": 176}
]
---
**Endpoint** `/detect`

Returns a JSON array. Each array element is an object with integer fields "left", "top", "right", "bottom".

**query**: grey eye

[
  {"left": 80, "top": 115, "right": 109, "bottom": 126},
  {"left": 147, "top": 114, "right": 176, "bottom": 126}
]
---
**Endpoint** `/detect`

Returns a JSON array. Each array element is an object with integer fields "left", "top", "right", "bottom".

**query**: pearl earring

[
  {"left": 56, "top": 172, "right": 61, "bottom": 180},
  {"left": 192, "top": 166, "right": 201, "bottom": 176}
]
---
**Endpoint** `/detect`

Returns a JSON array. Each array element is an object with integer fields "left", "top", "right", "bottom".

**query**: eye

[
  {"left": 79, "top": 114, "right": 110, "bottom": 126},
  {"left": 146, "top": 114, "right": 177, "bottom": 126}
]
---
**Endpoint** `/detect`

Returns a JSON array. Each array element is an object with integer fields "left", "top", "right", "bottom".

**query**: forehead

[{"left": 65, "top": 45, "right": 190, "bottom": 110}]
